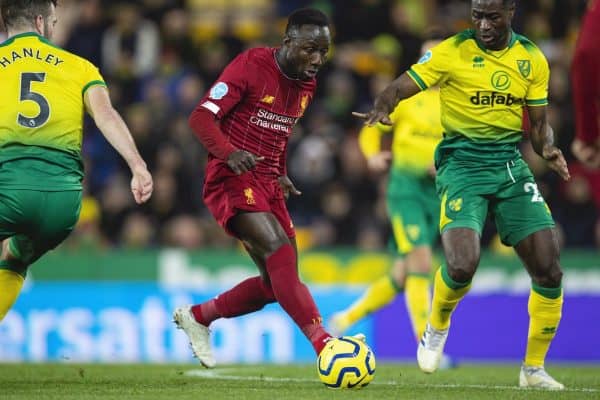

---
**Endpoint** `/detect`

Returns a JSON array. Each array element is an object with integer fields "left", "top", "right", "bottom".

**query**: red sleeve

[
  {"left": 188, "top": 51, "right": 252, "bottom": 159},
  {"left": 188, "top": 107, "right": 236, "bottom": 160},
  {"left": 197, "top": 52, "right": 249, "bottom": 119},
  {"left": 571, "top": 3, "right": 600, "bottom": 143}
]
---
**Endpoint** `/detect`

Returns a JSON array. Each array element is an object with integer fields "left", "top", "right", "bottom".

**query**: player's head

[
  {"left": 1, "top": 0, "right": 57, "bottom": 40},
  {"left": 280, "top": 8, "right": 331, "bottom": 81},
  {"left": 471, "top": 0, "right": 515, "bottom": 50}
]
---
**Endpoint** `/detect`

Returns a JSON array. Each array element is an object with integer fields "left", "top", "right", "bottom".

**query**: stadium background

[{"left": 0, "top": 0, "right": 598, "bottom": 364}]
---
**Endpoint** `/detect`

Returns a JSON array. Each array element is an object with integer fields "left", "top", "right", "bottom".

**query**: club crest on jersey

[
  {"left": 418, "top": 50, "right": 432, "bottom": 64},
  {"left": 244, "top": 188, "right": 256, "bottom": 205},
  {"left": 517, "top": 60, "right": 531, "bottom": 78},
  {"left": 300, "top": 94, "right": 309, "bottom": 111},
  {"left": 260, "top": 95, "right": 275, "bottom": 104},
  {"left": 209, "top": 82, "right": 229, "bottom": 100}
]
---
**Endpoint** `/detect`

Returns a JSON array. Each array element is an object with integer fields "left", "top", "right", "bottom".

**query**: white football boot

[
  {"left": 417, "top": 323, "right": 449, "bottom": 373},
  {"left": 351, "top": 333, "right": 367, "bottom": 343},
  {"left": 173, "top": 305, "right": 216, "bottom": 368},
  {"left": 519, "top": 364, "right": 565, "bottom": 390}
]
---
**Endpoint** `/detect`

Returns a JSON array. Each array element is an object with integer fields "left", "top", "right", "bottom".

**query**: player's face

[
  {"left": 285, "top": 25, "right": 331, "bottom": 80},
  {"left": 471, "top": 0, "right": 514, "bottom": 50}
]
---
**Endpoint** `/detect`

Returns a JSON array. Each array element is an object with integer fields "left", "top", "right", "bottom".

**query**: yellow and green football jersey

[
  {"left": 407, "top": 29, "right": 548, "bottom": 147},
  {"left": 359, "top": 89, "right": 443, "bottom": 175},
  {"left": 0, "top": 32, "right": 106, "bottom": 189}
]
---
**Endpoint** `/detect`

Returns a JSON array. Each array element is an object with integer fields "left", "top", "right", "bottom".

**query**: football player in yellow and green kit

[
  {"left": 0, "top": 0, "right": 153, "bottom": 322},
  {"left": 355, "top": 0, "right": 569, "bottom": 390},
  {"left": 330, "top": 38, "right": 453, "bottom": 366}
]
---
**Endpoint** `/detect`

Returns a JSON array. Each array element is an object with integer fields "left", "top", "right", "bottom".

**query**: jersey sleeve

[
  {"left": 198, "top": 52, "right": 249, "bottom": 119},
  {"left": 525, "top": 49, "right": 549, "bottom": 106},
  {"left": 406, "top": 39, "right": 452, "bottom": 90},
  {"left": 81, "top": 59, "right": 106, "bottom": 97}
]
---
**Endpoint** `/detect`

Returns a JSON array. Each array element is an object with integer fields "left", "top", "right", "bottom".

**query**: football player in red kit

[
  {"left": 571, "top": 0, "right": 600, "bottom": 168},
  {"left": 174, "top": 8, "right": 342, "bottom": 368}
]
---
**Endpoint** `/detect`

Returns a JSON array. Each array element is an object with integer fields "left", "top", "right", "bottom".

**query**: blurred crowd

[{"left": 1, "top": 0, "right": 598, "bottom": 251}]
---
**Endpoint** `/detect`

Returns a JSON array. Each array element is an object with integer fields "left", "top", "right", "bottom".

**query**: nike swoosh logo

[{"left": 347, "top": 374, "right": 367, "bottom": 388}]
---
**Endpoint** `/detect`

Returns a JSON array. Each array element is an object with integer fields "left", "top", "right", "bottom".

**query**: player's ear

[
  {"left": 34, "top": 15, "right": 45, "bottom": 35},
  {"left": 282, "top": 34, "right": 292, "bottom": 47}
]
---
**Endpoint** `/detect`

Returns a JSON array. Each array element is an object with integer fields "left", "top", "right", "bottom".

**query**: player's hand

[
  {"left": 278, "top": 175, "right": 301, "bottom": 200},
  {"left": 542, "top": 145, "right": 570, "bottom": 181},
  {"left": 352, "top": 110, "right": 393, "bottom": 126},
  {"left": 130, "top": 164, "right": 153, "bottom": 204},
  {"left": 227, "top": 150, "right": 265, "bottom": 175},
  {"left": 367, "top": 151, "right": 392, "bottom": 173},
  {"left": 571, "top": 138, "right": 600, "bottom": 169}
]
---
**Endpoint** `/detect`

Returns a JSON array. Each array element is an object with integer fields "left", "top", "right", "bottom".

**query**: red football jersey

[{"left": 198, "top": 47, "right": 316, "bottom": 177}]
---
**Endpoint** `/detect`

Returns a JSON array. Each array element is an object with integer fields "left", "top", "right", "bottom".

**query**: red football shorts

[{"left": 203, "top": 159, "right": 295, "bottom": 238}]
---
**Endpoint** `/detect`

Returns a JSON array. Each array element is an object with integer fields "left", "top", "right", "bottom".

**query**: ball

[{"left": 316, "top": 336, "right": 376, "bottom": 389}]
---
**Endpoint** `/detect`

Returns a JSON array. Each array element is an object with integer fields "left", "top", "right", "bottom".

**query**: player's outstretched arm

[
  {"left": 527, "top": 105, "right": 570, "bottom": 181},
  {"left": 84, "top": 86, "right": 153, "bottom": 204},
  {"left": 353, "top": 72, "right": 421, "bottom": 126}
]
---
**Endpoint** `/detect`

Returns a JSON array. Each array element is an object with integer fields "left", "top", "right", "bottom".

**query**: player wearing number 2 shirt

[
  {"left": 358, "top": 0, "right": 569, "bottom": 390},
  {"left": 174, "top": 9, "right": 343, "bottom": 369}
]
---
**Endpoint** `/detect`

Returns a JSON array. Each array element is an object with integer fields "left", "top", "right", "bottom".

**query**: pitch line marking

[{"left": 184, "top": 368, "right": 598, "bottom": 393}]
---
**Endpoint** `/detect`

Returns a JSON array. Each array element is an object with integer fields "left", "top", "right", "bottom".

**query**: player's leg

[
  {"left": 494, "top": 161, "right": 564, "bottom": 389},
  {"left": 0, "top": 238, "right": 25, "bottom": 322},
  {"left": 514, "top": 229, "right": 564, "bottom": 390},
  {"left": 329, "top": 258, "right": 405, "bottom": 336},
  {"left": 174, "top": 212, "right": 281, "bottom": 368},
  {"left": 189, "top": 240, "right": 276, "bottom": 328},
  {"left": 404, "top": 180, "right": 440, "bottom": 342},
  {"left": 0, "top": 190, "right": 80, "bottom": 322},
  {"left": 229, "top": 211, "right": 331, "bottom": 354},
  {"left": 418, "top": 171, "right": 488, "bottom": 373},
  {"left": 404, "top": 246, "right": 432, "bottom": 340}
]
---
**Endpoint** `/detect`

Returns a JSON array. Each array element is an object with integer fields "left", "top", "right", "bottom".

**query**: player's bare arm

[
  {"left": 352, "top": 73, "right": 421, "bottom": 126},
  {"left": 527, "top": 105, "right": 570, "bottom": 181},
  {"left": 84, "top": 86, "right": 153, "bottom": 203}
]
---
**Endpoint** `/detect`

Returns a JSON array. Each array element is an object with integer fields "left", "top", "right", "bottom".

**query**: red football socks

[
  {"left": 191, "top": 276, "right": 276, "bottom": 326},
  {"left": 265, "top": 244, "right": 332, "bottom": 354}
]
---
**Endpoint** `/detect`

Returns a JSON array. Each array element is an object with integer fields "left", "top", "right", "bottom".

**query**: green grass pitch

[{"left": 2, "top": 363, "right": 599, "bottom": 399}]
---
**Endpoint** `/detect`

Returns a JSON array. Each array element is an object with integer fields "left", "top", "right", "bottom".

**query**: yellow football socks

[
  {"left": 429, "top": 264, "right": 471, "bottom": 330},
  {"left": 405, "top": 274, "right": 430, "bottom": 340},
  {"left": 524, "top": 284, "right": 563, "bottom": 367},
  {"left": 343, "top": 274, "right": 400, "bottom": 328},
  {"left": 0, "top": 269, "right": 24, "bottom": 321}
]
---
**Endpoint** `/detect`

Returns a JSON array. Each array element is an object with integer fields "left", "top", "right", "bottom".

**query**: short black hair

[
  {"left": 285, "top": 8, "right": 329, "bottom": 34},
  {"left": 1, "top": 0, "right": 57, "bottom": 29}
]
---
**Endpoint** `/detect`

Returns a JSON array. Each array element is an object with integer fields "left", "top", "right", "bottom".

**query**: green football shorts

[
  {"left": 436, "top": 156, "right": 554, "bottom": 246},
  {"left": 0, "top": 189, "right": 82, "bottom": 274},
  {"left": 387, "top": 170, "right": 440, "bottom": 255}
]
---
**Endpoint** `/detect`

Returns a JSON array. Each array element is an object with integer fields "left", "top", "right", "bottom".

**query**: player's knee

[
  {"left": 534, "top": 263, "right": 563, "bottom": 288},
  {"left": 263, "top": 236, "right": 291, "bottom": 255},
  {"left": 445, "top": 253, "right": 478, "bottom": 282}
]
